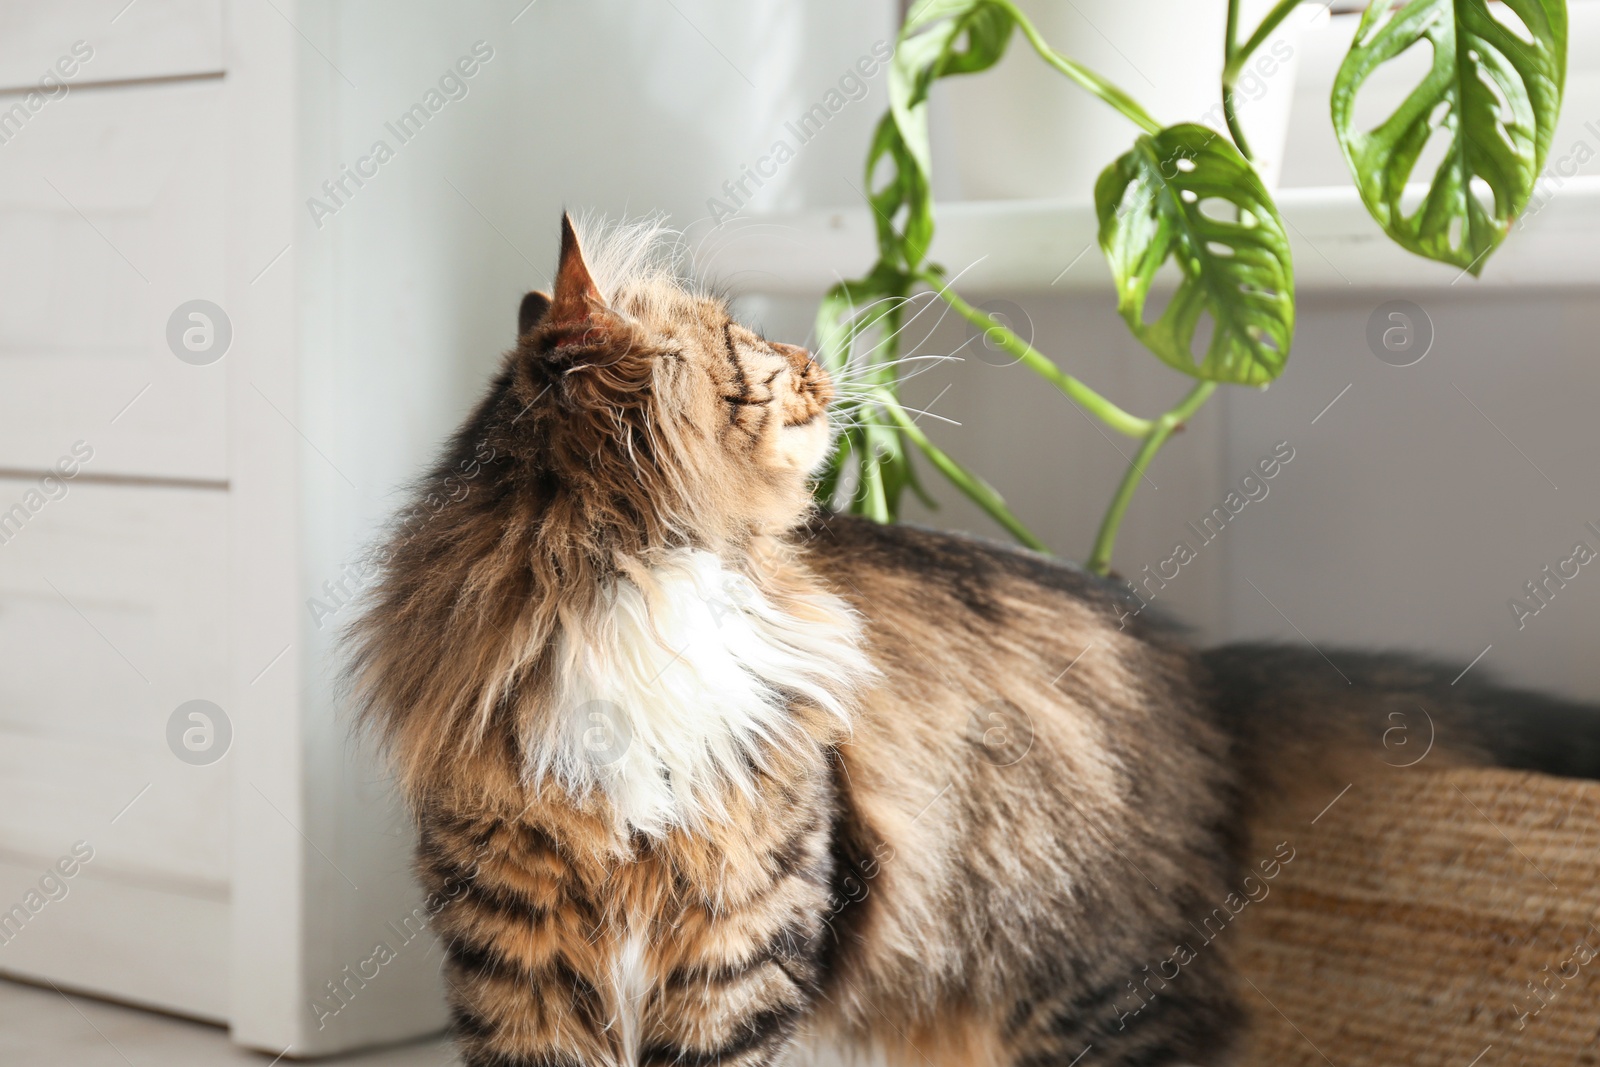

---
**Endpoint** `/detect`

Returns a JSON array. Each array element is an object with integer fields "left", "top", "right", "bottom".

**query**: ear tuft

[
  {"left": 548, "top": 213, "right": 604, "bottom": 330},
  {"left": 518, "top": 291, "right": 552, "bottom": 338}
]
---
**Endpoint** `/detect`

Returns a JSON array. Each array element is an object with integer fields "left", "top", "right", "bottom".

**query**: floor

[{"left": 0, "top": 977, "right": 460, "bottom": 1066}]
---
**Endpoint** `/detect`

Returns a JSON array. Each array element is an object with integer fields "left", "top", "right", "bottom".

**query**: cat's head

[
  {"left": 350, "top": 215, "right": 862, "bottom": 811},
  {"left": 487, "top": 214, "right": 833, "bottom": 551}
]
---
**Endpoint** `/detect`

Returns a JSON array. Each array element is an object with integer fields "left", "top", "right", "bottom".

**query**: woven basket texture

[{"left": 1231, "top": 767, "right": 1600, "bottom": 1067}]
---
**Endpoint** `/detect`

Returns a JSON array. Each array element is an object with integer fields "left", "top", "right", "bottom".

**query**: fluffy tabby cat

[{"left": 348, "top": 215, "right": 1597, "bottom": 1066}]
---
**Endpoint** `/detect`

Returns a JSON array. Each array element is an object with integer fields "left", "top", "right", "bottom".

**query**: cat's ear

[
  {"left": 518, "top": 291, "right": 552, "bottom": 338},
  {"left": 547, "top": 213, "right": 606, "bottom": 333}
]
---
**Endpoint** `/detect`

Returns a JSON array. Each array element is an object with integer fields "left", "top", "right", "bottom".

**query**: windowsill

[{"left": 699, "top": 178, "right": 1600, "bottom": 296}]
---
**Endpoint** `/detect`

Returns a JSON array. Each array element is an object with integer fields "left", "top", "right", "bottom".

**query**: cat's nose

[{"left": 771, "top": 342, "right": 832, "bottom": 409}]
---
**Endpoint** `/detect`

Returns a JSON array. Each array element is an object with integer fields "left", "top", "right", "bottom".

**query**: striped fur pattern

[
  {"left": 414, "top": 747, "right": 840, "bottom": 1066},
  {"left": 348, "top": 216, "right": 1580, "bottom": 1066}
]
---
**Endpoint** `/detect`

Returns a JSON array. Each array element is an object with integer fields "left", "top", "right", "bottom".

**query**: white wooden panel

[
  {"left": 0, "top": 79, "right": 227, "bottom": 480},
  {"left": 0, "top": 1, "right": 223, "bottom": 93},
  {"left": 0, "top": 735, "right": 228, "bottom": 892},
  {"left": 0, "top": 861, "right": 228, "bottom": 1023},
  {"left": 0, "top": 480, "right": 228, "bottom": 888}
]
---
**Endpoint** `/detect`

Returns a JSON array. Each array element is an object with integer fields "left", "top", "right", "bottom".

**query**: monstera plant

[{"left": 817, "top": 0, "right": 1567, "bottom": 574}]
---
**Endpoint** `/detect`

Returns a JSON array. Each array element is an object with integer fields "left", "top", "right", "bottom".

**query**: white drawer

[
  {"left": 0, "top": 480, "right": 228, "bottom": 890},
  {"left": 0, "top": 858, "right": 229, "bottom": 1022},
  {"left": 0, "top": 734, "right": 230, "bottom": 893},
  {"left": 0, "top": 0, "right": 223, "bottom": 93},
  {"left": 0, "top": 78, "right": 228, "bottom": 480}
]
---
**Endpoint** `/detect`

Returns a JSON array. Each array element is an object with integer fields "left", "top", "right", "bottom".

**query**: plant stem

[
  {"left": 998, "top": 0, "right": 1163, "bottom": 135},
  {"left": 1222, "top": 0, "right": 1302, "bottom": 159},
  {"left": 916, "top": 271, "right": 1155, "bottom": 439},
  {"left": 1227, "top": 0, "right": 1303, "bottom": 78},
  {"left": 1223, "top": 0, "right": 1252, "bottom": 157},
  {"left": 1085, "top": 381, "right": 1216, "bottom": 576},
  {"left": 879, "top": 391, "right": 1048, "bottom": 552},
  {"left": 1222, "top": 88, "right": 1252, "bottom": 160},
  {"left": 861, "top": 447, "right": 890, "bottom": 522}
]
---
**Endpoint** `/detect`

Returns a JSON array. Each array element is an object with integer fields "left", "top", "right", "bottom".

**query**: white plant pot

[{"left": 938, "top": 0, "right": 1313, "bottom": 200}]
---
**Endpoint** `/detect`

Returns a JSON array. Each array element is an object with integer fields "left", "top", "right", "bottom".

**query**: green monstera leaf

[
  {"left": 874, "top": 0, "right": 1015, "bottom": 268},
  {"left": 1095, "top": 123, "right": 1295, "bottom": 386},
  {"left": 812, "top": 0, "right": 1022, "bottom": 524},
  {"left": 1332, "top": 0, "right": 1567, "bottom": 274}
]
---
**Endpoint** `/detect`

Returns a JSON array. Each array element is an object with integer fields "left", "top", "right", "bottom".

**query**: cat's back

[
  {"left": 798, "top": 511, "right": 1195, "bottom": 679},
  {"left": 799, "top": 510, "right": 1123, "bottom": 628},
  {"left": 796, "top": 510, "right": 1212, "bottom": 767},
  {"left": 794, "top": 513, "right": 1237, "bottom": 1024}
]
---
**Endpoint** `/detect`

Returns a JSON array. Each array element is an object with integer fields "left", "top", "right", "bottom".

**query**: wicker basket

[{"left": 1231, "top": 767, "right": 1600, "bottom": 1067}]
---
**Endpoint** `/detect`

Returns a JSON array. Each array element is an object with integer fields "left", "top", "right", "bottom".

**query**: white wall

[{"left": 1222, "top": 289, "right": 1600, "bottom": 702}]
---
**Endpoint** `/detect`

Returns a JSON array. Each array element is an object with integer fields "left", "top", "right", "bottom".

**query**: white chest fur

[{"left": 526, "top": 549, "right": 871, "bottom": 836}]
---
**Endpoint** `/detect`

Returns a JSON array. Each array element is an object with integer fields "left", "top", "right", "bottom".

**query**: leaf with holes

[
  {"left": 1332, "top": 0, "right": 1566, "bottom": 274},
  {"left": 872, "top": 0, "right": 1014, "bottom": 268},
  {"left": 1095, "top": 124, "right": 1294, "bottom": 385}
]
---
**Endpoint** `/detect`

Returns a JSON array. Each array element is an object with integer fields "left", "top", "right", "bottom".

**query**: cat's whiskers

[
  {"left": 828, "top": 356, "right": 964, "bottom": 418},
  {"left": 821, "top": 294, "right": 935, "bottom": 373},
  {"left": 824, "top": 258, "right": 985, "bottom": 376},
  {"left": 810, "top": 293, "right": 922, "bottom": 368},
  {"left": 828, "top": 402, "right": 961, "bottom": 430},
  {"left": 831, "top": 354, "right": 963, "bottom": 392}
]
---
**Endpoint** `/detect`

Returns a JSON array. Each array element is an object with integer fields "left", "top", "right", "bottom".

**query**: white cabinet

[
  {"left": 0, "top": 80, "right": 229, "bottom": 480},
  {"left": 0, "top": 0, "right": 450, "bottom": 1056},
  {"left": 0, "top": 1, "right": 223, "bottom": 92},
  {"left": 0, "top": 486, "right": 232, "bottom": 1024},
  {"left": 0, "top": 0, "right": 239, "bottom": 1033}
]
